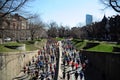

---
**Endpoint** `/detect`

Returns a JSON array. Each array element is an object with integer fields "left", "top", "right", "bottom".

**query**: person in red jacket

[{"left": 75, "top": 63, "right": 79, "bottom": 70}]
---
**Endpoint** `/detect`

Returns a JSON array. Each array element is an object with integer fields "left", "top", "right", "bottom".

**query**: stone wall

[
  {"left": 81, "top": 50, "right": 120, "bottom": 80},
  {"left": 0, "top": 51, "right": 38, "bottom": 80},
  {"left": 0, "top": 39, "right": 47, "bottom": 80}
]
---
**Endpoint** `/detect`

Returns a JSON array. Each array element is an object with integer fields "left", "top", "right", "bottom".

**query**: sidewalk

[
  {"left": 57, "top": 41, "right": 63, "bottom": 80},
  {"left": 57, "top": 40, "right": 85, "bottom": 80}
]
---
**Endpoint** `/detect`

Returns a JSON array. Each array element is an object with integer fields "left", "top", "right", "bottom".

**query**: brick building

[
  {"left": 0, "top": 13, "right": 28, "bottom": 30},
  {"left": 0, "top": 13, "right": 30, "bottom": 41}
]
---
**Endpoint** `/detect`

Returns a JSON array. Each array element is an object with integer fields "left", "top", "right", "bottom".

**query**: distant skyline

[
  {"left": 86, "top": 14, "right": 93, "bottom": 25},
  {"left": 26, "top": 0, "right": 119, "bottom": 27}
]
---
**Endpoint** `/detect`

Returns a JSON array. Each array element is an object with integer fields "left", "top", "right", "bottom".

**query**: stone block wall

[
  {"left": 0, "top": 51, "right": 38, "bottom": 80},
  {"left": 0, "top": 39, "right": 47, "bottom": 80},
  {"left": 81, "top": 50, "right": 120, "bottom": 80},
  {"left": 0, "top": 52, "right": 24, "bottom": 80}
]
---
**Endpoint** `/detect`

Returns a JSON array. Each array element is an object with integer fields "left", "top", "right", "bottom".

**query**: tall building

[
  {"left": 0, "top": 13, "right": 29, "bottom": 41},
  {"left": 0, "top": 13, "right": 28, "bottom": 30},
  {"left": 86, "top": 14, "right": 93, "bottom": 25}
]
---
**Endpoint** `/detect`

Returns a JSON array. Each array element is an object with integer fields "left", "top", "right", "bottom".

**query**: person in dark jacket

[
  {"left": 63, "top": 71, "right": 66, "bottom": 79},
  {"left": 67, "top": 72, "right": 70, "bottom": 80},
  {"left": 74, "top": 71, "right": 78, "bottom": 80},
  {"left": 79, "top": 71, "right": 84, "bottom": 80}
]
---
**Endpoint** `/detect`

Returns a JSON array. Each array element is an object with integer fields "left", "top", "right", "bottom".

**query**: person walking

[
  {"left": 74, "top": 71, "right": 79, "bottom": 80},
  {"left": 23, "top": 66, "right": 26, "bottom": 73},
  {"left": 67, "top": 72, "right": 70, "bottom": 80},
  {"left": 46, "top": 77, "right": 50, "bottom": 80},
  {"left": 51, "top": 70, "right": 54, "bottom": 79},
  {"left": 79, "top": 71, "right": 84, "bottom": 80},
  {"left": 27, "top": 67, "right": 30, "bottom": 75},
  {"left": 40, "top": 73, "right": 44, "bottom": 80},
  {"left": 75, "top": 63, "right": 79, "bottom": 70},
  {"left": 63, "top": 71, "right": 66, "bottom": 79},
  {"left": 71, "top": 61, "right": 74, "bottom": 70}
]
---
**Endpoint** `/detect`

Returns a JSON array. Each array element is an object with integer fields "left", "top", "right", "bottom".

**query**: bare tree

[
  {"left": 0, "top": 0, "right": 31, "bottom": 18},
  {"left": 28, "top": 14, "right": 47, "bottom": 40},
  {"left": 58, "top": 25, "right": 65, "bottom": 37},
  {"left": 47, "top": 21, "right": 58, "bottom": 38},
  {"left": 100, "top": 0, "right": 120, "bottom": 12}
]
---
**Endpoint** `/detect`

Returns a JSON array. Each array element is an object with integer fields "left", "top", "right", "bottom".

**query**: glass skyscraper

[{"left": 86, "top": 14, "right": 93, "bottom": 25}]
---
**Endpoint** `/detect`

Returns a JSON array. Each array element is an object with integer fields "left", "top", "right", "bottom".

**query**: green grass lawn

[
  {"left": 72, "top": 39, "right": 120, "bottom": 52},
  {"left": 25, "top": 44, "right": 38, "bottom": 51},
  {"left": 87, "top": 43, "right": 114, "bottom": 52},
  {"left": 116, "top": 44, "right": 120, "bottom": 48},
  {"left": 72, "top": 39, "right": 86, "bottom": 50},
  {"left": 0, "top": 42, "right": 21, "bottom": 52},
  {"left": 25, "top": 39, "right": 47, "bottom": 51},
  {"left": 55, "top": 37, "right": 64, "bottom": 41},
  {"left": 75, "top": 41, "right": 86, "bottom": 50},
  {"left": 4, "top": 42, "right": 22, "bottom": 46},
  {"left": 72, "top": 39, "right": 83, "bottom": 45},
  {"left": 0, "top": 39, "right": 46, "bottom": 52}
]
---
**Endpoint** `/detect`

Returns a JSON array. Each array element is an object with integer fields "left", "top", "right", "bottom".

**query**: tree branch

[
  {"left": 0, "top": 0, "right": 9, "bottom": 10},
  {"left": 0, "top": 0, "right": 30, "bottom": 18},
  {"left": 109, "top": 0, "right": 120, "bottom": 12}
]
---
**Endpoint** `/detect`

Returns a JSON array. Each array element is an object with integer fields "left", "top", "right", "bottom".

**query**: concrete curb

[{"left": 57, "top": 41, "right": 63, "bottom": 80}]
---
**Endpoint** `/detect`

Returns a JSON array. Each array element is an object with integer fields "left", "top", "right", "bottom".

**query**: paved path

[
  {"left": 58, "top": 39, "right": 85, "bottom": 80},
  {"left": 58, "top": 41, "right": 63, "bottom": 80},
  {"left": 14, "top": 39, "right": 85, "bottom": 80}
]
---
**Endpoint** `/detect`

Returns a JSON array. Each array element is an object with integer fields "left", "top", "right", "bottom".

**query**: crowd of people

[
  {"left": 61, "top": 39, "right": 85, "bottom": 80},
  {"left": 22, "top": 38, "right": 87, "bottom": 80},
  {"left": 23, "top": 39, "right": 59, "bottom": 80}
]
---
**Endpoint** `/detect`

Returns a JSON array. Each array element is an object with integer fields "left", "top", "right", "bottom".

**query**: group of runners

[
  {"left": 23, "top": 39, "right": 59, "bottom": 80},
  {"left": 22, "top": 39, "right": 86, "bottom": 80},
  {"left": 61, "top": 39, "right": 85, "bottom": 80}
]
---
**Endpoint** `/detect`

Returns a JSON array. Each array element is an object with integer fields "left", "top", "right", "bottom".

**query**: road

[{"left": 58, "top": 39, "right": 85, "bottom": 80}]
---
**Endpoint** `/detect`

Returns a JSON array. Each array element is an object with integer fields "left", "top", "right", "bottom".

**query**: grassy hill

[{"left": 72, "top": 39, "right": 120, "bottom": 52}]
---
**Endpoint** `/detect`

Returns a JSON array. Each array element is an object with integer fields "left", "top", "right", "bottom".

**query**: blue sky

[{"left": 27, "top": 0, "right": 118, "bottom": 27}]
